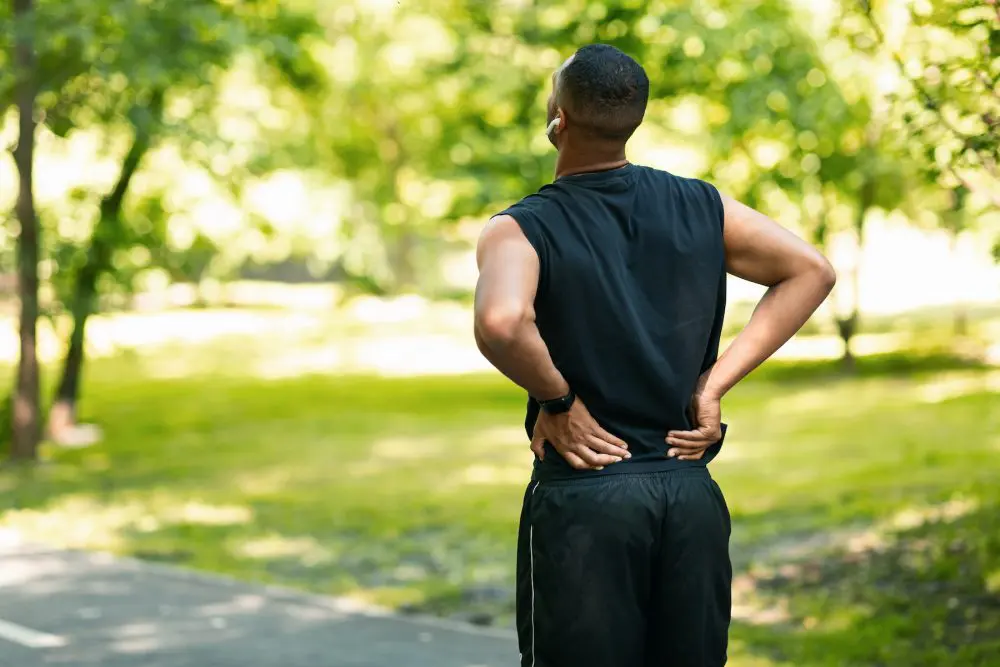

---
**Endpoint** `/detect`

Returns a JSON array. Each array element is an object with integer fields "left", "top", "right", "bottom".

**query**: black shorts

[{"left": 516, "top": 467, "right": 732, "bottom": 667}]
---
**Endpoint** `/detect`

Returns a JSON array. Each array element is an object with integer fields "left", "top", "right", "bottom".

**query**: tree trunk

[
  {"left": 948, "top": 231, "right": 969, "bottom": 337},
  {"left": 47, "top": 292, "right": 88, "bottom": 442},
  {"left": 954, "top": 304, "right": 968, "bottom": 338},
  {"left": 836, "top": 313, "right": 858, "bottom": 372},
  {"left": 836, "top": 257, "right": 863, "bottom": 372},
  {"left": 10, "top": 0, "right": 41, "bottom": 461},
  {"left": 48, "top": 91, "right": 162, "bottom": 444},
  {"left": 837, "top": 178, "right": 875, "bottom": 372},
  {"left": 391, "top": 228, "right": 418, "bottom": 292}
]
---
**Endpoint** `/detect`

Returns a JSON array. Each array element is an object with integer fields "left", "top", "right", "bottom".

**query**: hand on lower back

[
  {"left": 666, "top": 376, "right": 723, "bottom": 461},
  {"left": 530, "top": 399, "right": 630, "bottom": 470}
]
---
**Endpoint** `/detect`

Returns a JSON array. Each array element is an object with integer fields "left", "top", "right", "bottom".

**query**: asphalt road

[{"left": 0, "top": 541, "right": 517, "bottom": 667}]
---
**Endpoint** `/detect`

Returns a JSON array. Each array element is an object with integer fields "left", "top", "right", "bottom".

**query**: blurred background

[{"left": 0, "top": 0, "right": 998, "bottom": 664}]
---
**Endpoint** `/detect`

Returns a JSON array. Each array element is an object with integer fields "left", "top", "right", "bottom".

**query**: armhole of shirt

[
  {"left": 496, "top": 204, "right": 548, "bottom": 295},
  {"left": 703, "top": 180, "right": 725, "bottom": 235}
]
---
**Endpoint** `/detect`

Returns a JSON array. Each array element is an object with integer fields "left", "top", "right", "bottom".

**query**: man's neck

[{"left": 554, "top": 144, "right": 628, "bottom": 180}]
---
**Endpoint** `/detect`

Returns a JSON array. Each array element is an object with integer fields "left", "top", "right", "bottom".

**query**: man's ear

[
  {"left": 554, "top": 108, "right": 566, "bottom": 133},
  {"left": 545, "top": 109, "right": 565, "bottom": 138}
]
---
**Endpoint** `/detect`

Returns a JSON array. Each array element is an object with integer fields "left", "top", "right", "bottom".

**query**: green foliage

[
  {"left": 2, "top": 0, "right": 323, "bottom": 124},
  {"left": 4, "top": 0, "right": 994, "bottom": 291},
  {"left": 307, "top": 0, "right": 873, "bottom": 288},
  {"left": 302, "top": 1, "right": 561, "bottom": 291},
  {"left": 2, "top": 0, "right": 326, "bottom": 307},
  {"left": 309, "top": 0, "right": 946, "bottom": 288},
  {"left": 879, "top": 0, "right": 998, "bottom": 184},
  {"left": 851, "top": 0, "right": 1000, "bottom": 233}
]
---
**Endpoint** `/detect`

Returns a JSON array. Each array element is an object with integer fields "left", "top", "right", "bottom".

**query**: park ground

[{"left": 1, "top": 297, "right": 999, "bottom": 666}]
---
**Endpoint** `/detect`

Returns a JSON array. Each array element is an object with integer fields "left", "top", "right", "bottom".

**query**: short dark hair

[{"left": 557, "top": 44, "right": 649, "bottom": 141}]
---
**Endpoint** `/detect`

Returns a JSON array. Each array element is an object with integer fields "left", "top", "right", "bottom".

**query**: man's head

[{"left": 546, "top": 44, "right": 649, "bottom": 149}]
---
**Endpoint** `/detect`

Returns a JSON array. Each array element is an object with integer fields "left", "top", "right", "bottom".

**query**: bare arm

[
  {"left": 474, "top": 214, "right": 630, "bottom": 470},
  {"left": 666, "top": 194, "right": 835, "bottom": 459},
  {"left": 699, "top": 194, "right": 837, "bottom": 400},
  {"left": 473, "top": 215, "right": 569, "bottom": 400}
]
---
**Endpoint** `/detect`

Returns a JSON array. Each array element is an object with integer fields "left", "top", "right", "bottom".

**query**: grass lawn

[{"left": 1, "top": 341, "right": 999, "bottom": 666}]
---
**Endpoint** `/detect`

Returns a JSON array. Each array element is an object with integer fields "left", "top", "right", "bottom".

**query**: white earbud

[{"left": 545, "top": 117, "right": 561, "bottom": 137}]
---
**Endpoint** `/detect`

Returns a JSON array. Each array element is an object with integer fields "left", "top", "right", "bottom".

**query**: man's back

[{"left": 500, "top": 164, "right": 727, "bottom": 478}]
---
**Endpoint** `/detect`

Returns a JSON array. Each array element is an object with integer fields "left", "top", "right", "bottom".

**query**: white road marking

[{"left": 0, "top": 618, "right": 68, "bottom": 648}]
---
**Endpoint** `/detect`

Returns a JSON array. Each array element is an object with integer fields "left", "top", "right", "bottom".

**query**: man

[{"left": 474, "top": 44, "right": 835, "bottom": 667}]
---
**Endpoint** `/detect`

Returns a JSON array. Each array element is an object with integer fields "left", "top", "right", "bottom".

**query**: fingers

[
  {"left": 530, "top": 414, "right": 547, "bottom": 461},
  {"left": 530, "top": 436, "right": 545, "bottom": 461},
  {"left": 594, "top": 426, "right": 629, "bottom": 451},
  {"left": 584, "top": 434, "right": 631, "bottom": 459},
  {"left": 665, "top": 425, "right": 721, "bottom": 460},
  {"left": 532, "top": 434, "right": 617, "bottom": 470},
  {"left": 535, "top": 403, "right": 631, "bottom": 470},
  {"left": 667, "top": 427, "right": 721, "bottom": 446},
  {"left": 666, "top": 433, "right": 719, "bottom": 459},
  {"left": 572, "top": 445, "right": 623, "bottom": 469},
  {"left": 555, "top": 439, "right": 625, "bottom": 470},
  {"left": 669, "top": 425, "right": 721, "bottom": 440},
  {"left": 591, "top": 451, "right": 625, "bottom": 467},
  {"left": 667, "top": 443, "right": 707, "bottom": 459},
  {"left": 666, "top": 440, "right": 711, "bottom": 456},
  {"left": 563, "top": 450, "right": 597, "bottom": 471}
]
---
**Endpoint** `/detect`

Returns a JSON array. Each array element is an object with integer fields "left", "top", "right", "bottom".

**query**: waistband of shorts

[{"left": 531, "top": 458, "right": 710, "bottom": 484}]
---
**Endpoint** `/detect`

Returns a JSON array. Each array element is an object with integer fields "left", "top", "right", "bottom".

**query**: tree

[
  {"left": 849, "top": 0, "right": 1000, "bottom": 344},
  {"left": 8, "top": 0, "right": 42, "bottom": 461},
  {"left": 2, "top": 0, "right": 323, "bottom": 444},
  {"left": 779, "top": 1, "right": 916, "bottom": 369},
  {"left": 859, "top": 0, "right": 999, "bottom": 207},
  {"left": 307, "top": 1, "right": 560, "bottom": 294},
  {"left": 47, "top": 90, "right": 164, "bottom": 443},
  {"left": 942, "top": 185, "right": 973, "bottom": 335}
]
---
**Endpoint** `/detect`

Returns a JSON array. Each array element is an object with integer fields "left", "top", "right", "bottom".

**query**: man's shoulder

[
  {"left": 495, "top": 187, "right": 560, "bottom": 217},
  {"left": 491, "top": 188, "right": 564, "bottom": 231},
  {"left": 489, "top": 186, "right": 567, "bottom": 255},
  {"left": 635, "top": 164, "right": 716, "bottom": 192}
]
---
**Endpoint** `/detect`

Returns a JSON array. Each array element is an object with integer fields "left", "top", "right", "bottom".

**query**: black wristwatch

[{"left": 537, "top": 389, "right": 576, "bottom": 415}]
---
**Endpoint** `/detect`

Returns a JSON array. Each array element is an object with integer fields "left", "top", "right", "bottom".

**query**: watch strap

[{"left": 537, "top": 389, "right": 576, "bottom": 414}]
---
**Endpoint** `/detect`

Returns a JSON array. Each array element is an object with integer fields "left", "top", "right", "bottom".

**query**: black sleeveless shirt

[{"left": 497, "top": 163, "right": 728, "bottom": 481}]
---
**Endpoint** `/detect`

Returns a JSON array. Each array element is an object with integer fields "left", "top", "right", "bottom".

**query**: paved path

[{"left": 0, "top": 541, "right": 517, "bottom": 666}]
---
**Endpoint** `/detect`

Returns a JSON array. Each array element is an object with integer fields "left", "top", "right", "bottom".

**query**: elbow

[
  {"left": 475, "top": 304, "right": 530, "bottom": 347},
  {"left": 817, "top": 257, "right": 837, "bottom": 293},
  {"left": 815, "top": 257, "right": 837, "bottom": 293}
]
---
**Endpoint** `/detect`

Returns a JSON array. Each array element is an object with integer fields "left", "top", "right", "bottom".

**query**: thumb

[
  {"left": 530, "top": 431, "right": 545, "bottom": 461},
  {"left": 699, "top": 417, "right": 721, "bottom": 440}
]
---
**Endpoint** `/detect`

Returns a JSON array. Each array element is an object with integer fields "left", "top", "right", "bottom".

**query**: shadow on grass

[
  {"left": 106, "top": 510, "right": 517, "bottom": 626},
  {"left": 734, "top": 502, "right": 1000, "bottom": 667},
  {"left": 722, "top": 301, "right": 1000, "bottom": 338},
  {"left": 751, "top": 349, "right": 987, "bottom": 385}
]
